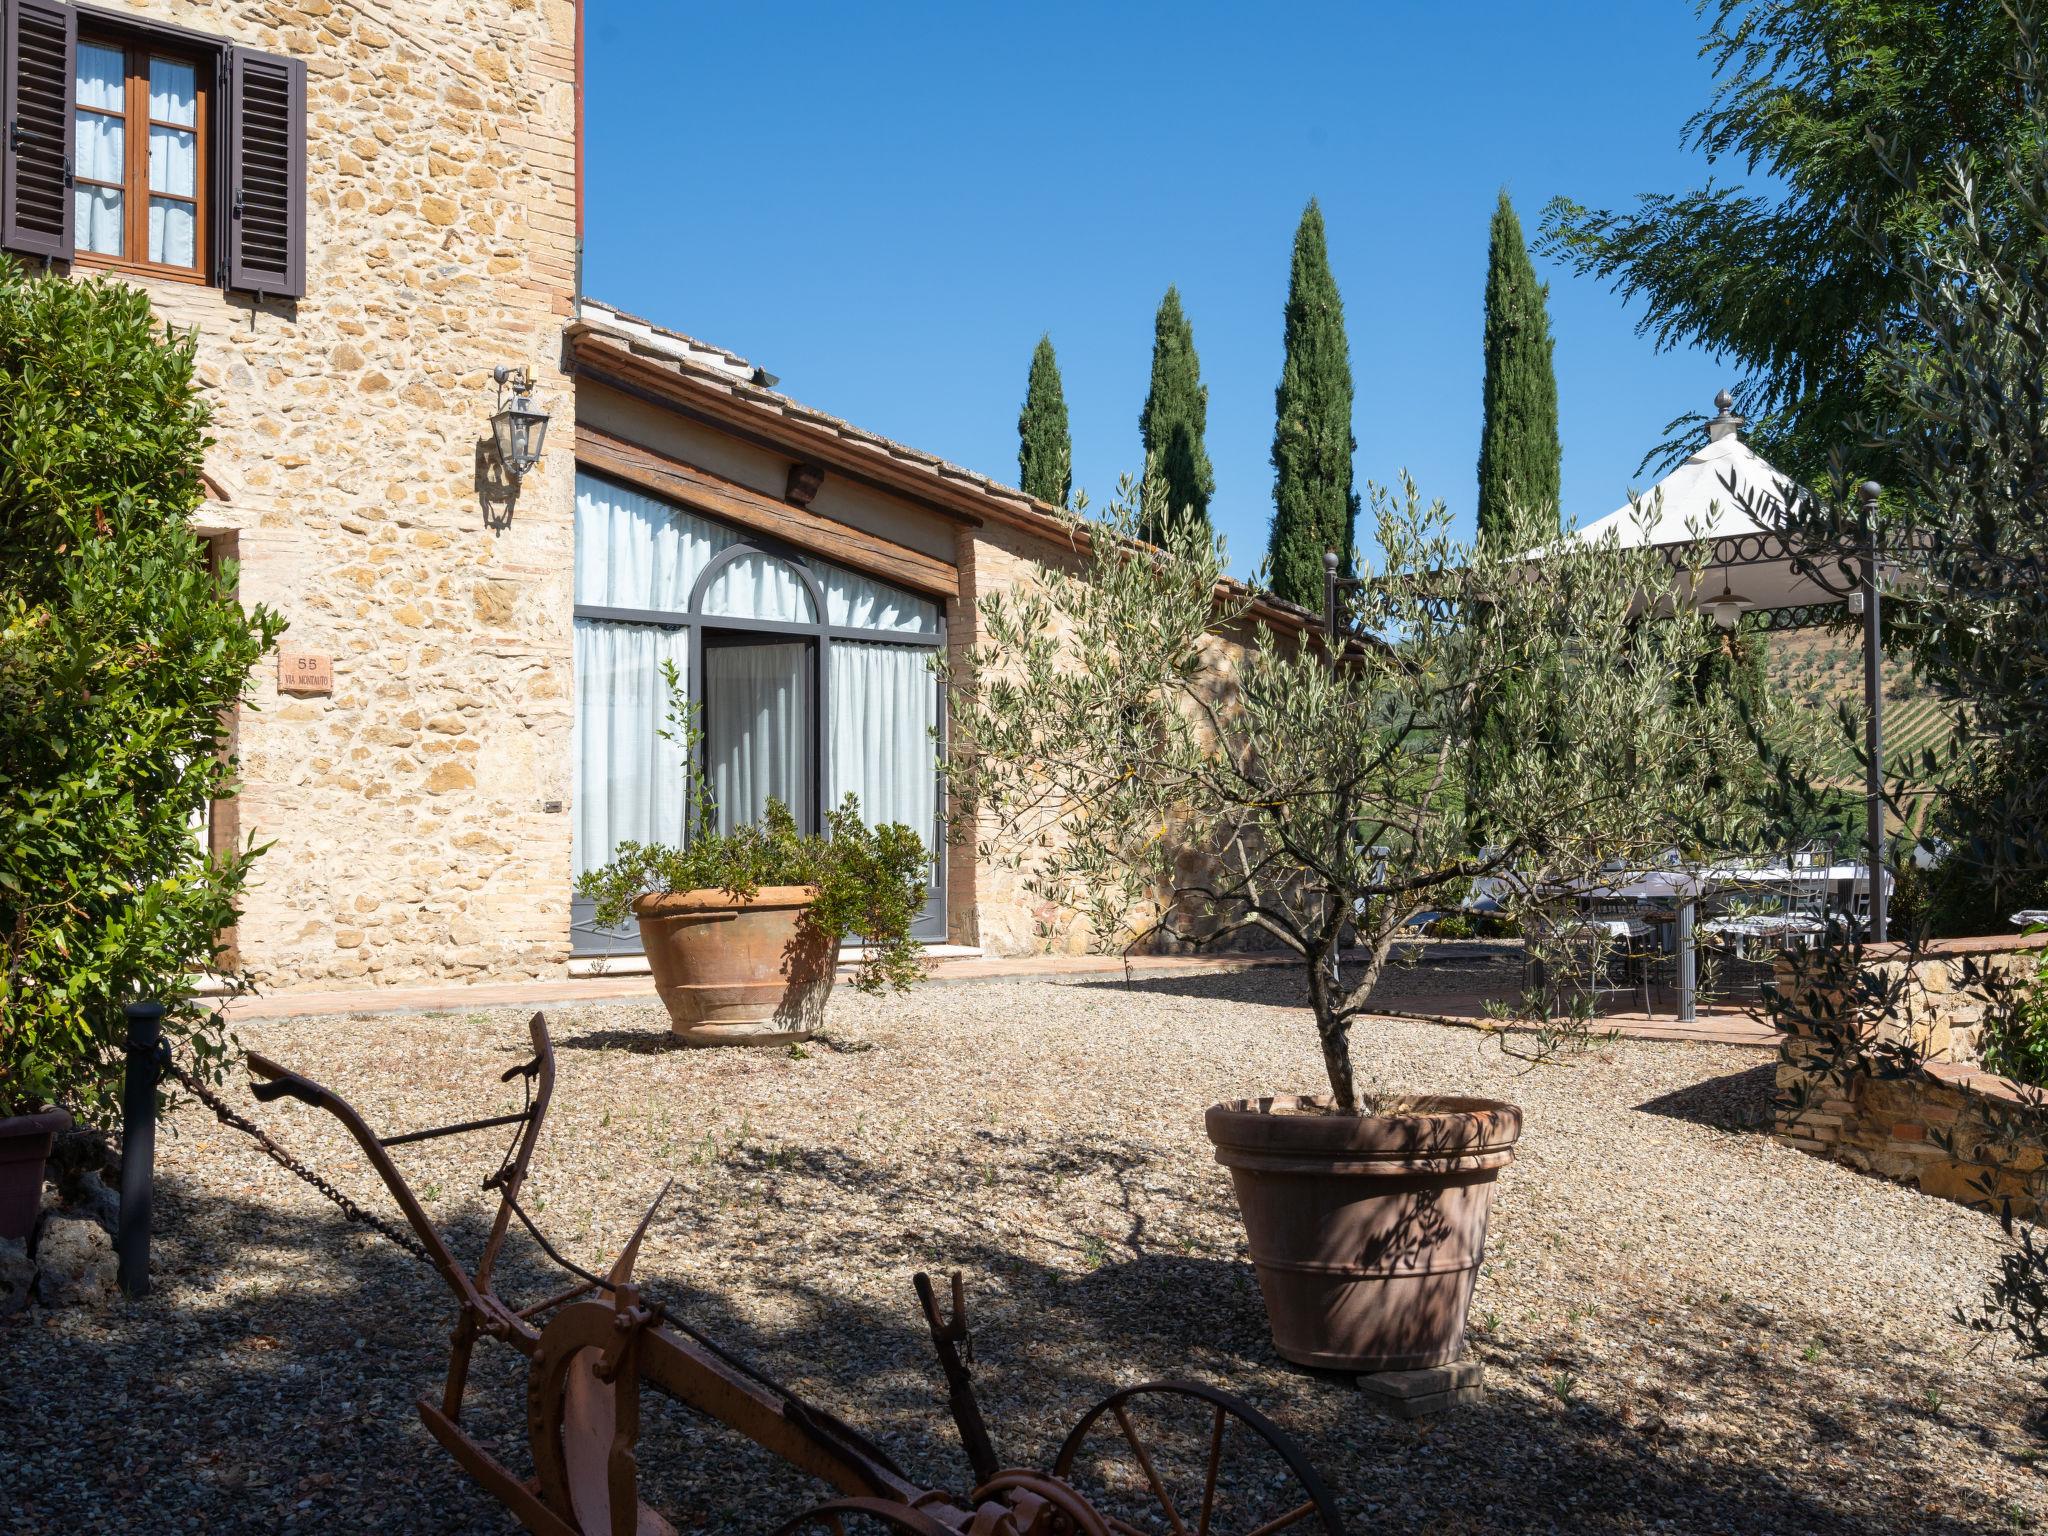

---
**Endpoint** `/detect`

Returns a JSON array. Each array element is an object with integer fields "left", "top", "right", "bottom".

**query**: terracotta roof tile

[{"left": 567, "top": 300, "right": 1333, "bottom": 637}]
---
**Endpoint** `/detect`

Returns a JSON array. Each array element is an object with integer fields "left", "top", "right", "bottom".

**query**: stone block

[
  {"left": 0, "top": 1236, "right": 34, "bottom": 1315},
  {"left": 1356, "top": 1359, "right": 1485, "bottom": 1419},
  {"left": 33, "top": 1216, "right": 115, "bottom": 1308}
]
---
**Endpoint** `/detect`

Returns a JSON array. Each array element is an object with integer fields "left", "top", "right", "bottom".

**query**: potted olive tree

[
  {"left": 1, "top": 260, "right": 281, "bottom": 1239},
  {"left": 943, "top": 476, "right": 1746, "bottom": 1370},
  {"left": 577, "top": 668, "right": 930, "bottom": 1046}
]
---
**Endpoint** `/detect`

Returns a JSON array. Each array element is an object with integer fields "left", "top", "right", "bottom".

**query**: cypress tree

[
  {"left": 1137, "top": 286, "right": 1215, "bottom": 543},
  {"left": 1266, "top": 200, "right": 1359, "bottom": 609},
  {"left": 1475, "top": 191, "right": 1561, "bottom": 551},
  {"left": 1017, "top": 334, "right": 1072, "bottom": 507}
]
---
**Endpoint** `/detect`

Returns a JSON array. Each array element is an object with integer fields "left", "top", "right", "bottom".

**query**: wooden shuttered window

[
  {"left": 1, "top": 0, "right": 74, "bottom": 259},
  {"left": 224, "top": 45, "right": 302, "bottom": 298},
  {"left": 0, "top": 1, "right": 305, "bottom": 298}
]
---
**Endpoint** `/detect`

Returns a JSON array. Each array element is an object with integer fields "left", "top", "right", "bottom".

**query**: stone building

[{"left": 0, "top": 0, "right": 1318, "bottom": 994}]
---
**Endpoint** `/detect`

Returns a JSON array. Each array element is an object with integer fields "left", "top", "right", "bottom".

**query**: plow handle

[
  {"left": 914, "top": 1271, "right": 1000, "bottom": 1486},
  {"left": 246, "top": 1053, "right": 323, "bottom": 1107},
  {"left": 239, "top": 1044, "right": 491, "bottom": 1315}
]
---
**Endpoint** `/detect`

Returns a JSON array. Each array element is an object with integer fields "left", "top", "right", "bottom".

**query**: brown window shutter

[
  {"left": 225, "top": 45, "right": 304, "bottom": 298},
  {"left": 2, "top": 0, "right": 76, "bottom": 261}
]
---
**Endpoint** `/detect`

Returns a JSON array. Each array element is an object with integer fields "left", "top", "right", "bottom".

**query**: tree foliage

[
  {"left": 1476, "top": 192, "right": 1561, "bottom": 550},
  {"left": 1017, "top": 334, "right": 1073, "bottom": 508},
  {"left": 1138, "top": 287, "right": 1215, "bottom": 543},
  {"left": 1540, "top": 0, "right": 2037, "bottom": 483},
  {"left": 944, "top": 480, "right": 1748, "bottom": 1112},
  {"left": 1266, "top": 200, "right": 1360, "bottom": 609},
  {"left": 1870, "top": 147, "right": 2048, "bottom": 919},
  {"left": 1740, "top": 30, "right": 2048, "bottom": 925},
  {"left": 0, "top": 259, "right": 283, "bottom": 1125}
]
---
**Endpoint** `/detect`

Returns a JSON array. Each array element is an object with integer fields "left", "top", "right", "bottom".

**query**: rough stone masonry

[{"left": 101, "top": 0, "right": 580, "bottom": 989}]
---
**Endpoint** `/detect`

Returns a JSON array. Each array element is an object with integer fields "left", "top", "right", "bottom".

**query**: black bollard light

[{"left": 117, "top": 1000, "right": 165, "bottom": 1299}]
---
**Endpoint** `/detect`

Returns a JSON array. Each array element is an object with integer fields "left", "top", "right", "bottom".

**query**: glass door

[
  {"left": 828, "top": 639, "right": 945, "bottom": 939},
  {"left": 702, "top": 633, "right": 815, "bottom": 834}
]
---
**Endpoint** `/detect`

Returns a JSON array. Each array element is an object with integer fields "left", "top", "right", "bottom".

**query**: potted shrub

[
  {"left": 577, "top": 681, "right": 930, "bottom": 1045},
  {"left": 0, "top": 260, "right": 281, "bottom": 1237},
  {"left": 944, "top": 478, "right": 1749, "bottom": 1370}
]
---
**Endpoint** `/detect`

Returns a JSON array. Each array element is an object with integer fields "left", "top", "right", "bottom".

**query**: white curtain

[
  {"left": 74, "top": 43, "right": 126, "bottom": 258},
  {"left": 830, "top": 643, "right": 937, "bottom": 851},
  {"left": 148, "top": 57, "right": 196, "bottom": 125},
  {"left": 706, "top": 642, "right": 810, "bottom": 833},
  {"left": 700, "top": 551, "right": 815, "bottom": 622},
  {"left": 823, "top": 566, "right": 939, "bottom": 635},
  {"left": 147, "top": 58, "right": 198, "bottom": 268},
  {"left": 572, "top": 620, "right": 689, "bottom": 879},
  {"left": 575, "top": 472, "right": 734, "bottom": 611},
  {"left": 147, "top": 196, "right": 193, "bottom": 267}
]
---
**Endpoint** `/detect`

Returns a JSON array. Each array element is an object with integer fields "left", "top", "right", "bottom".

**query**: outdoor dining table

[
  {"left": 1697, "top": 913, "right": 1827, "bottom": 954},
  {"left": 1485, "top": 861, "right": 1889, "bottom": 1024}
]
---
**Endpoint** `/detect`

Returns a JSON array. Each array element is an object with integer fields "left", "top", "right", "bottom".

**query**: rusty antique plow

[{"left": 239, "top": 1012, "right": 1346, "bottom": 1535}]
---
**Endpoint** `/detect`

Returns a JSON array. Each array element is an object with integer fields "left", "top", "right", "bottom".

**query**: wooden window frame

[{"left": 70, "top": 31, "right": 209, "bottom": 285}]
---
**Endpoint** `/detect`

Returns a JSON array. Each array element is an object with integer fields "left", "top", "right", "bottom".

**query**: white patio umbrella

[{"left": 1549, "top": 392, "right": 1845, "bottom": 624}]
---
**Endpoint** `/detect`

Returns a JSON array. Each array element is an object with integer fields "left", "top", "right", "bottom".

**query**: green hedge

[{"left": 0, "top": 258, "right": 282, "bottom": 1126}]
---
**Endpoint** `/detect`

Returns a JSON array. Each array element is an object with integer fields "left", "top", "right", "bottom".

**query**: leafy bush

[
  {"left": 576, "top": 798, "right": 930, "bottom": 996},
  {"left": 0, "top": 258, "right": 282, "bottom": 1125},
  {"left": 1425, "top": 913, "right": 1475, "bottom": 940},
  {"left": 1979, "top": 947, "right": 2048, "bottom": 1090}
]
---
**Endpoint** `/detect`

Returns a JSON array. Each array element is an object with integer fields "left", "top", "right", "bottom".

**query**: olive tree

[{"left": 943, "top": 477, "right": 1748, "bottom": 1112}]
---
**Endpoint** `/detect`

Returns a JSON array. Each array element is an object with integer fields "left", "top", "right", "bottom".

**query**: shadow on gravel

[
  {"left": 3, "top": 1105, "right": 2028, "bottom": 1536},
  {"left": 1066, "top": 955, "right": 1523, "bottom": 1012},
  {"left": 551, "top": 1021, "right": 688, "bottom": 1053},
  {"left": 1634, "top": 1062, "right": 1778, "bottom": 1133}
]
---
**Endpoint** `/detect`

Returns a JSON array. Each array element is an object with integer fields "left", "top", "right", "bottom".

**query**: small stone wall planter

[
  {"left": 0, "top": 1108, "right": 71, "bottom": 1242},
  {"left": 1204, "top": 1094, "right": 1521, "bottom": 1372},
  {"left": 1773, "top": 933, "right": 2048, "bottom": 1220},
  {"left": 633, "top": 886, "right": 834, "bottom": 1047}
]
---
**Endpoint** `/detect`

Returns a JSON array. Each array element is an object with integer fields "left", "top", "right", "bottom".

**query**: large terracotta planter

[
  {"left": 633, "top": 886, "right": 836, "bottom": 1047},
  {"left": 0, "top": 1107, "right": 71, "bottom": 1242},
  {"left": 1204, "top": 1094, "right": 1521, "bottom": 1372}
]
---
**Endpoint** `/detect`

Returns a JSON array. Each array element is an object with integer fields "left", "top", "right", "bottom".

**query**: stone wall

[
  {"left": 1774, "top": 934, "right": 2048, "bottom": 1220},
  {"left": 95, "top": 0, "right": 580, "bottom": 989}
]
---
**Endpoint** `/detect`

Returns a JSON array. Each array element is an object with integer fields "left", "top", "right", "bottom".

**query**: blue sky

[{"left": 584, "top": 1, "right": 1738, "bottom": 577}]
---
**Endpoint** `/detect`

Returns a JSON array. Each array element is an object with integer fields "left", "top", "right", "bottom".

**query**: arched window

[{"left": 570, "top": 470, "right": 946, "bottom": 951}]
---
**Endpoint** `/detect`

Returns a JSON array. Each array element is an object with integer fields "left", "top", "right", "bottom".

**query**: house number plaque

[{"left": 279, "top": 652, "right": 334, "bottom": 695}]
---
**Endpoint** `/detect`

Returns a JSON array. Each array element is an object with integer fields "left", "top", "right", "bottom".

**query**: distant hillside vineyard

[{"left": 1765, "top": 628, "right": 1951, "bottom": 801}]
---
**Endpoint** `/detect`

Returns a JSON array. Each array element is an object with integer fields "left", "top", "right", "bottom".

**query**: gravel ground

[{"left": 4, "top": 968, "right": 2043, "bottom": 1534}]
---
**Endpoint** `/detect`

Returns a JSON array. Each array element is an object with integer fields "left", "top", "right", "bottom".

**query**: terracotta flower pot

[
  {"left": 0, "top": 1107, "right": 72, "bottom": 1242},
  {"left": 1204, "top": 1093, "right": 1521, "bottom": 1372},
  {"left": 632, "top": 886, "right": 836, "bottom": 1047}
]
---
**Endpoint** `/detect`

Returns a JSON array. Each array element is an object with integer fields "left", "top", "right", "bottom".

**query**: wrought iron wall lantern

[{"left": 490, "top": 365, "right": 552, "bottom": 480}]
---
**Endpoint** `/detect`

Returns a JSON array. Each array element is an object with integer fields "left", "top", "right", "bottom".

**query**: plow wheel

[{"left": 1051, "top": 1382, "right": 1345, "bottom": 1536}]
